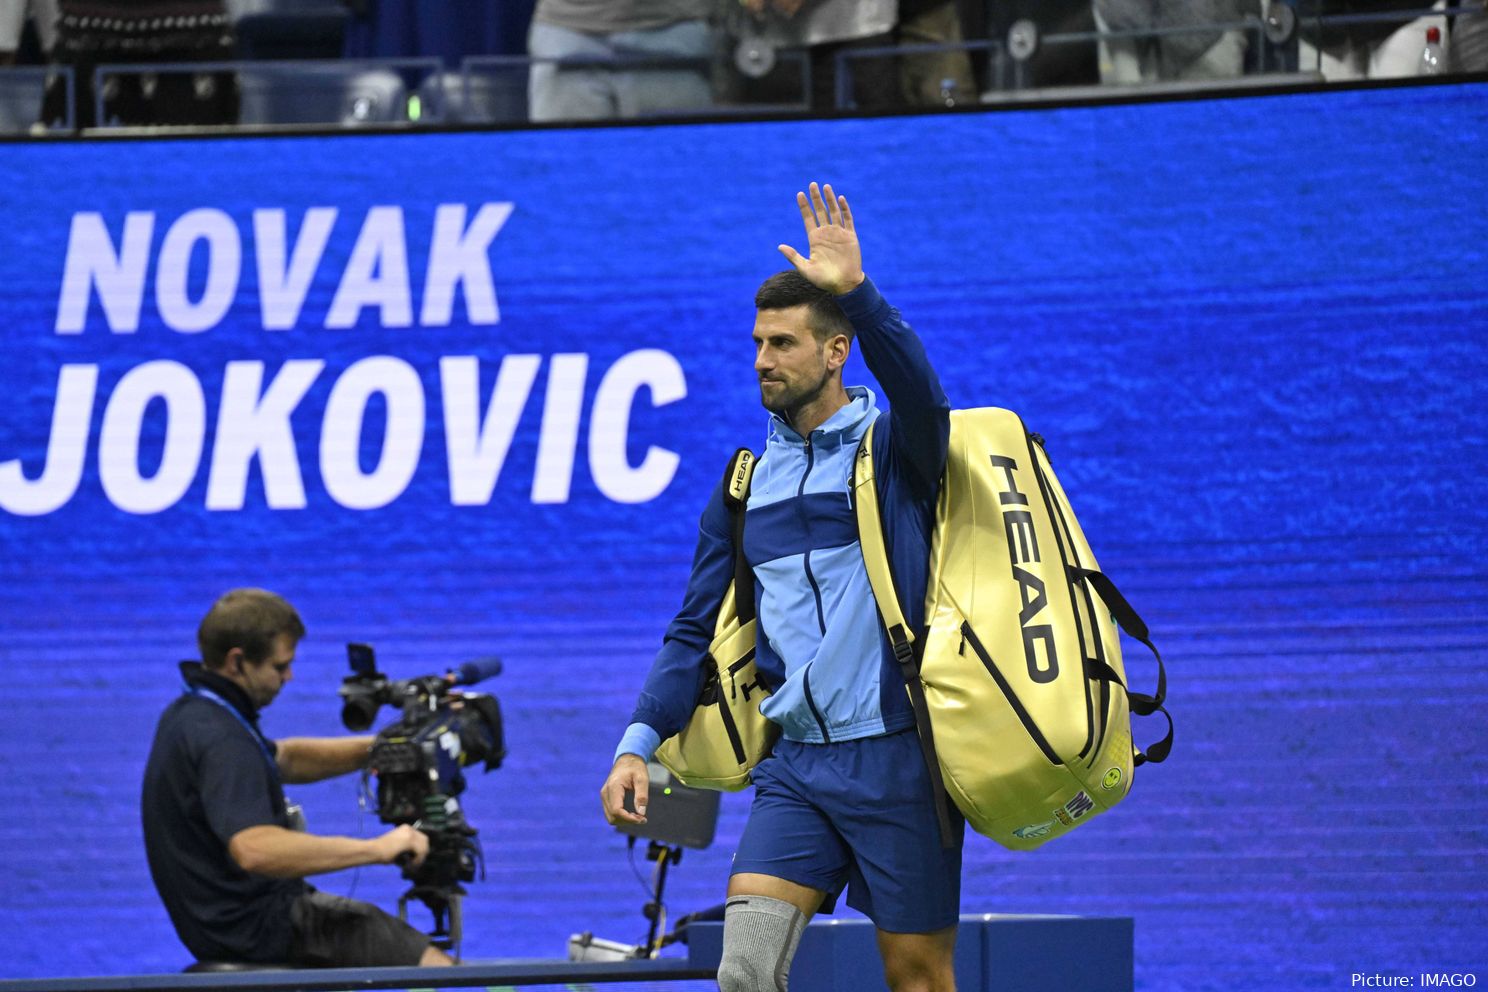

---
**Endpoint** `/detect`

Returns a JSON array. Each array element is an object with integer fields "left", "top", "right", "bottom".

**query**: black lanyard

[{"left": 183, "top": 683, "right": 283, "bottom": 788}]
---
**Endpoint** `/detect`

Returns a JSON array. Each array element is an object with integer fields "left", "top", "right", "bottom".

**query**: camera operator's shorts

[
  {"left": 288, "top": 890, "right": 431, "bottom": 967},
  {"left": 730, "top": 728, "right": 966, "bottom": 934}
]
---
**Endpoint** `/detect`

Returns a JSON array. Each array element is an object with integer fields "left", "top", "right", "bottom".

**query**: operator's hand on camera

[
  {"left": 376, "top": 824, "right": 430, "bottom": 869},
  {"left": 777, "top": 182, "right": 864, "bottom": 296},
  {"left": 601, "top": 753, "right": 649, "bottom": 825}
]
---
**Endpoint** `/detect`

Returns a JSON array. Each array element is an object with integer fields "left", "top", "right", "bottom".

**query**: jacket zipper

[
  {"left": 794, "top": 435, "right": 831, "bottom": 742},
  {"left": 802, "top": 664, "right": 832, "bottom": 743},
  {"left": 802, "top": 552, "right": 826, "bottom": 636},
  {"left": 796, "top": 438, "right": 828, "bottom": 635},
  {"left": 961, "top": 621, "right": 1060, "bottom": 765}
]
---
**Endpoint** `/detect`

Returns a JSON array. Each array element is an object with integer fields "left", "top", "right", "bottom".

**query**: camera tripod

[
  {"left": 641, "top": 840, "right": 683, "bottom": 956},
  {"left": 398, "top": 880, "right": 464, "bottom": 961},
  {"left": 394, "top": 819, "right": 482, "bottom": 962}
]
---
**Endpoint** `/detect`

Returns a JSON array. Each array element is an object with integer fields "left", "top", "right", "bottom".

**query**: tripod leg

[
  {"left": 449, "top": 892, "right": 463, "bottom": 963},
  {"left": 644, "top": 844, "right": 681, "bottom": 956}
]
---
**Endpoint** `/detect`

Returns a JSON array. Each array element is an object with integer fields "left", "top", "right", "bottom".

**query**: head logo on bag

[
  {"left": 854, "top": 408, "right": 1172, "bottom": 851},
  {"left": 726, "top": 450, "right": 754, "bottom": 505},
  {"left": 988, "top": 454, "right": 1060, "bottom": 685}
]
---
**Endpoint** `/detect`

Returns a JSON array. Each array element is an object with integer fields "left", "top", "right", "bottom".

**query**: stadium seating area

[{"left": 0, "top": 0, "right": 1482, "bottom": 133}]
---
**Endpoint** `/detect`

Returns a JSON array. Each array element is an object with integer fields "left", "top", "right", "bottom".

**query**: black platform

[{"left": 0, "top": 957, "right": 713, "bottom": 992}]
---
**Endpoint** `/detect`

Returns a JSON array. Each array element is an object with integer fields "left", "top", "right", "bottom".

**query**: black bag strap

[
  {"left": 852, "top": 424, "right": 957, "bottom": 850},
  {"left": 721, "top": 449, "right": 756, "bottom": 623},
  {"left": 1072, "top": 566, "right": 1172, "bottom": 765},
  {"left": 694, "top": 450, "right": 757, "bottom": 713},
  {"left": 890, "top": 626, "right": 958, "bottom": 850}
]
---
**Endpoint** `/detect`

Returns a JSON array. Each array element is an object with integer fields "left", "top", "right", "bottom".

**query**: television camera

[{"left": 338, "top": 643, "right": 506, "bottom": 956}]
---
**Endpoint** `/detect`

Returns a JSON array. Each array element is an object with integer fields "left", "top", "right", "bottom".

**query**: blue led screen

[{"left": 0, "top": 81, "right": 1484, "bottom": 991}]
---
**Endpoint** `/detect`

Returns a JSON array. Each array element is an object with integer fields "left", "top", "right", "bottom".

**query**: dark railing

[
  {"left": 0, "top": 3, "right": 1480, "bottom": 136},
  {"left": 91, "top": 57, "right": 443, "bottom": 130},
  {"left": 0, "top": 957, "right": 713, "bottom": 992},
  {"left": 0, "top": 65, "right": 72, "bottom": 134}
]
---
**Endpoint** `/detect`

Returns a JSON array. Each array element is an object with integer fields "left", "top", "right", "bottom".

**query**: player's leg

[
  {"left": 718, "top": 874, "right": 822, "bottom": 992},
  {"left": 721, "top": 743, "right": 849, "bottom": 992},
  {"left": 825, "top": 730, "right": 966, "bottom": 992},
  {"left": 877, "top": 925, "right": 958, "bottom": 992}
]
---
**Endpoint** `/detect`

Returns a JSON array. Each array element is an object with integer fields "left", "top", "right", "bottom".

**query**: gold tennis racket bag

[
  {"left": 854, "top": 408, "right": 1170, "bottom": 850},
  {"left": 655, "top": 449, "right": 780, "bottom": 791}
]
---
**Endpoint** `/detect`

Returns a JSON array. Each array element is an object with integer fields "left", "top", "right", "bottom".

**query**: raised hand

[{"left": 777, "top": 182, "right": 864, "bottom": 296}]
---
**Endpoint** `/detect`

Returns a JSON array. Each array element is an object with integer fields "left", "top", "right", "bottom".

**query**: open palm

[{"left": 778, "top": 182, "right": 864, "bottom": 296}]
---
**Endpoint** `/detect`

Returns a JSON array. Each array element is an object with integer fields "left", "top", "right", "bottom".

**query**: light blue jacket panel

[
  {"left": 744, "top": 389, "right": 892, "bottom": 743},
  {"left": 621, "top": 277, "right": 950, "bottom": 759}
]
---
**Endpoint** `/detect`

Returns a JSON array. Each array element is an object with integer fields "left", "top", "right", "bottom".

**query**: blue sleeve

[
  {"left": 624, "top": 479, "right": 734, "bottom": 743},
  {"left": 615, "top": 723, "right": 663, "bottom": 763},
  {"left": 838, "top": 276, "right": 951, "bottom": 493}
]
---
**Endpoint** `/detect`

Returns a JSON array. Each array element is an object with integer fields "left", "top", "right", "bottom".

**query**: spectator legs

[
  {"left": 1296, "top": 0, "right": 1447, "bottom": 80},
  {"left": 527, "top": 19, "right": 714, "bottom": 123},
  {"left": 897, "top": 0, "right": 977, "bottom": 105},
  {"left": 1094, "top": 6, "right": 1249, "bottom": 84}
]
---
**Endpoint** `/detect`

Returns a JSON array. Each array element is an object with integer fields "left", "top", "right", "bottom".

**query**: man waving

[{"left": 602, "top": 183, "right": 962, "bottom": 992}]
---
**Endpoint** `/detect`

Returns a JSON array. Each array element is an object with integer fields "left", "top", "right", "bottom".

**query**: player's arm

[
  {"left": 778, "top": 182, "right": 950, "bottom": 490},
  {"left": 601, "top": 483, "right": 735, "bottom": 825}
]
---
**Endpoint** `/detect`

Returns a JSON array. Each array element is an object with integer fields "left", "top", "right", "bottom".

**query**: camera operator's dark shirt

[{"left": 142, "top": 663, "right": 307, "bottom": 963}]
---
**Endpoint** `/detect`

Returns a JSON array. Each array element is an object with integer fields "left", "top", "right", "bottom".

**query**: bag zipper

[
  {"left": 1025, "top": 431, "right": 1098, "bottom": 759},
  {"left": 727, "top": 653, "right": 756, "bottom": 683},
  {"left": 709, "top": 656, "right": 748, "bottom": 765},
  {"left": 1029, "top": 446, "right": 1118, "bottom": 773}
]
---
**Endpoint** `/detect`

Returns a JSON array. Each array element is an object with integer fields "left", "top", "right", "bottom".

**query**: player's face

[{"left": 753, "top": 305, "right": 831, "bottom": 418}]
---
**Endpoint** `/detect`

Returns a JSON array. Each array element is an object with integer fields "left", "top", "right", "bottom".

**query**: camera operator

[{"left": 142, "top": 588, "right": 454, "bottom": 968}]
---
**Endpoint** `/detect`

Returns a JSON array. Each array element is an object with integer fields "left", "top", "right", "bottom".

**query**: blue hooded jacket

[{"left": 618, "top": 277, "right": 949, "bottom": 757}]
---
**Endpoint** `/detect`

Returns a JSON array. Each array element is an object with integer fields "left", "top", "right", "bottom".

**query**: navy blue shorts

[{"left": 730, "top": 728, "right": 965, "bottom": 934}]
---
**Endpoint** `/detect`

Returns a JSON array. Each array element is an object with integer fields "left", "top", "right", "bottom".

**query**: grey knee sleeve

[{"left": 717, "top": 895, "right": 808, "bottom": 992}]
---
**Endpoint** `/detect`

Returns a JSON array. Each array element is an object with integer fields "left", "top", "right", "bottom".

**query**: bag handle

[
  {"left": 1071, "top": 566, "right": 1172, "bottom": 765},
  {"left": 853, "top": 422, "right": 957, "bottom": 850}
]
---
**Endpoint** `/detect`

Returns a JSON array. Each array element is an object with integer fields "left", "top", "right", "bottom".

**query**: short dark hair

[
  {"left": 754, "top": 271, "right": 854, "bottom": 344},
  {"left": 197, "top": 588, "right": 305, "bottom": 670}
]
